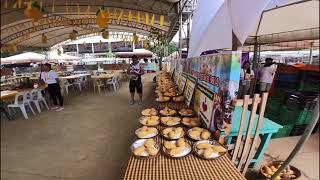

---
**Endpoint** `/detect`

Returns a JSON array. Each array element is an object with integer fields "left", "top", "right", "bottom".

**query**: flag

[
  {"left": 13, "top": 1, "right": 17, "bottom": 8},
  {"left": 4, "top": 0, "right": 8, "bottom": 8},
  {"left": 160, "top": 15, "right": 164, "bottom": 26},
  {"left": 145, "top": 13, "right": 149, "bottom": 24},
  {"left": 18, "top": 0, "right": 22, "bottom": 8}
]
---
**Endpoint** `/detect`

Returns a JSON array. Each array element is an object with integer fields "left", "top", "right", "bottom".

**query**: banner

[
  {"left": 184, "top": 75, "right": 197, "bottom": 107},
  {"left": 93, "top": 42, "right": 109, "bottom": 53},
  {"left": 63, "top": 44, "right": 77, "bottom": 52},
  {"left": 78, "top": 44, "right": 92, "bottom": 53},
  {"left": 189, "top": 51, "right": 241, "bottom": 131},
  {"left": 111, "top": 41, "right": 133, "bottom": 52},
  {"left": 134, "top": 41, "right": 143, "bottom": 49}
]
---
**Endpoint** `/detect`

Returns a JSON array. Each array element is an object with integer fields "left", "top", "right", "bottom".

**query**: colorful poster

[
  {"left": 134, "top": 41, "right": 143, "bottom": 49},
  {"left": 78, "top": 44, "right": 92, "bottom": 53},
  {"left": 178, "top": 73, "right": 187, "bottom": 93},
  {"left": 189, "top": 51, "right": 241, "bottom": 131},
  {"left": 184, "top": 75, "right": 196, "bottom": 107},
  {"left": 196, "top": 83, "right": 215, "bottom": 128}
]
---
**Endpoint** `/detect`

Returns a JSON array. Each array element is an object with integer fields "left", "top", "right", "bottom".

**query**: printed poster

[
  {"left": 177, "top": 73, "right": 187, "bottom": 93},
  {"left": 184, "top": 75, "right": 196, "bottom": 107},
  {"left": 196, "top": 83, "right": 215, "bottom": 128}
]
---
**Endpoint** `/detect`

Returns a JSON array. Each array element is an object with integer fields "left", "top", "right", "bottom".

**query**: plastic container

[
  {"left": 272, "top": 124, "right": 294, "bottom": 139},
  {"left": 278, "top": 106, "right": 300, "bottom": 125},
  {"left": 295, "top": 110, "right": 314, "bottom": 125}
]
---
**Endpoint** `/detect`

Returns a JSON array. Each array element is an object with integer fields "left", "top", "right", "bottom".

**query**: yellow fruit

[
  {"left": 175, "top": 127, "right": 183, "bottom": 133},
  {"left": 137, "top": 131, "right": 149, "bottom": 138},
  {"left": 141, "top": 126, "right": 148, "bottom": 131},
  {"left": 212, "top": 146, "right": 226, "bottom": 153},
  {"left": 189, "top": 130, "right": 201, "bottom": 138},
  {"left": 146, "top": 146, "right": 158, "bottom": 156},
  {"left": 164, "top": 141, "right": 176, "bottom": 150},
  {"left": 168, "top": 131, "right": 176, "bottom": 139},
  {"left": 144, "top": 139, "right": 155, "bottom": 147},
  {"left": 163, "top": 128, "right": 172, "bottom": 135},
  {"left": 204, "top": 148, "right": 214, "bottom": 158},
  {"left": 133, "top": 146, "right": 145, "bottom": 156},
  {"left": 197, "top": 143, "right": 212, "bottom": 149},
  {"left": 176, "top": 138, "right": 185, "bottom": 147},
  {"left": 201, "top": 131, "right": 211, "bottom": 140},
  {"left": 148, "top": 128, "right": 158, "bottom": 134},
  {"left": 170, "top": 147, "right": 183, "bottom": 156}
]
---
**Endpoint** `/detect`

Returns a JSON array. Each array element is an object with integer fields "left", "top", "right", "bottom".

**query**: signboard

[
  {"left": 93, "top": 42, "right": 109, "bottom": 53},
  {"left": 111, "top": 41, "right": 133, "bottom": 52},
  {"left": 189, "top": 51, "right": 241, "bottom": 132},
  {"left": 78, "top": 44, "right": 92, "bottom": 53},
  {"left": 63, "top": 44, "right": 77, "bottom": 52},
  {"left": 183, "top": 75, "right": 197, "bottom": 107}
]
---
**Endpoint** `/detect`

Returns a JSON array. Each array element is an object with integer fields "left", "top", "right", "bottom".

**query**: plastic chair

[
  {"left": 73, "top": 78, "right": 82, "bottom": 91},
  {"left": 106, "top": 76, "right": 117, "bottom": 92},
  {"left": 64, "top": 80, "right": 73, "bottom": 95},
  {"left": 7, "top": 92, "right": 36, "bottom": 119},
  {"left": 29, "top": 89, "right": 49, "bottom": 113},
  {"left": 94, "top": 79, "right": 107, "bottom": 94}
]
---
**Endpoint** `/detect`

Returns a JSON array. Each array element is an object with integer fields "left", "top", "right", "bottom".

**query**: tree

[{"left": 148, "top": 29, "right": 177, "bottom": 70}]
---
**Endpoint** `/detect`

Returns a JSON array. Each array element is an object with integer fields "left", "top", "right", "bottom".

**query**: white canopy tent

[
  {"left": 48, "top": 51, "right": 81, "bottom": 61},
  {"left": 188, "top": 0, "right": 319, "bottom": 57},
  {"left": 1, "top": 52, "right": 45, "bottom": 64}
]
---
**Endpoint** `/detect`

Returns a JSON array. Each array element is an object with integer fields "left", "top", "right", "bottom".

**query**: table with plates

[
  {"left": 59, "top": 73, "right": 91, "bottom": 80},
  {"left": 123, "top": 124, "right": 246, "bottom": 180}
]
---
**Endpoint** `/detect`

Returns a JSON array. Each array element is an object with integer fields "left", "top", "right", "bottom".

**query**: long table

[{"left": 123, "top": 125, "right": 246, "bottom": 180}]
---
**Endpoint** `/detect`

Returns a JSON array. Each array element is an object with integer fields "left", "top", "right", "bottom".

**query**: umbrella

[{"left": 1, "top": 52, "right": 45, "bottom": 64}]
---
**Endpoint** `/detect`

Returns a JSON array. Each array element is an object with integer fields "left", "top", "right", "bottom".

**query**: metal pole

[
  {"left": 271, "top": 100, "right": 319, "bottom": 179},
  {"left": 308, "top": 42, "right": 314, "bottom": 64},
  {"left": 179, "top": 1, "right": 183, "bottom": 59}
]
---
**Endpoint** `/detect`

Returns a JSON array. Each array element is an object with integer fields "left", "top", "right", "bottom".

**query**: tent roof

[
  {"left": 245, "top": 0, "right": 319, "bottom": 46},
  {"left": 1, "top": 52, "right": 45, "bottom": 64},
  {"left": 48, "top": 51, "right": 81, "bottom": 61},
  {"left": 1, "top": 0, "right": 182, "bottom": 48},
  {"left": 114, "top": 49, "right": 155, "bottom": 58}
]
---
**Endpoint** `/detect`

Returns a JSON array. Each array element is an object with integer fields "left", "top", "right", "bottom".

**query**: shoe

[
  {"left": 51, "top": 107, "right": 59, "bottom": 110},
  {"left": 129, "top": 100, "right": 135, "bottom": 105},
  {"left": 138, "top": 101, "right": 143, "bottom": 106},
  {"left": 55, "top": 107, "right": 64, "bottom": 112}
]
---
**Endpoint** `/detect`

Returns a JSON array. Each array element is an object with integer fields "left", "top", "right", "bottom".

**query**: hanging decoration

[
  {"left": 96, "top": 6, "right": 109, "bottom": 28},
  {"left": 136, "top": 11, "right": 141, "bottom": 23},
  {"left": 128, "top": 11, "right": 133, "bottom": 22},
  {"left": 117, "top": 9, "right": 123, "bottom": 21},
  {"left": 51, "top": 0, "right": 55, "bottom": 13},
  {"left": 150, "top": 14, "right": 155, "bottom": 25},
  {"left": 25, "top": 1, "right": 45, "bottom": 22},
  {"left": 143, "top": 40, "right": 150, "bottom": 49},
  {"left": 18, "top": 0, "right": 23, "bottom": 8},
  {"left": 41, "top": 33, "right": 48, "bottom": 44},
  {"left": 77, "top": 3, "right": 80, "bottom": 15},
  {"left": 101, "top": 29, "right": 109, "bottom": 39},
  {"left": 4, "top": 0, "right": 8, "bottom": 8},
  {"left": 85, "top": 5, "right": 90, "bottom": 15},
  {"left": 57, "top": 49, "right": 61, "bottom": 56},
  {"left": 133, "top": 33, "right": 139, "bottom": 44},
  {"left": 145, "top": 13, "right": 149, "bottom": 25},
  {"left": 160, "top": 15, "right": 164, "bottom": 27},
  {"left": 69, "top": 30, "right": 78, "bottom": 40}
]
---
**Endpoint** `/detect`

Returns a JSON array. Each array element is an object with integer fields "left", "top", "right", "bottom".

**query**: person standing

[
  {"left": 259, "top": 58, "right": 277, "bottom": 92},
  {"left": 39, "top": 63, "right": 64, "bottom": 111},
  {"left": 128, "top": 55, "right": 144, "bottom": 105},
  {"left": 239, "top": 61, "right": 255, "bottom": 98}
]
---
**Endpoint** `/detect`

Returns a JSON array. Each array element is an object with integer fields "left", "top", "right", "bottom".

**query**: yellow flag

[
  {"left": 40, "top": 1, "right": 43, "bottom": 10},
  {"left": 13, "top": 1, "right": 17, "bottom": 8},
  {"left": 113, "top": 9, "right": 117, "bottom": 19},
  {"left": 52, "top": 0, "right": 55, "bottom": 13},
  {"left": 27, "top": 0, "right": 32, "bottom": 9},
  {"left": 145, "top": 13, "right": 149, "bottom": 25},
  {"left": 150, "top": 14, "right": 155, "bottom": 25},
  {"left": 128, "top": 11, "right": 133, "bottom": 22},
  {"left": 136, "top": 11, "right": 141, "bottom": 23},
  {"left": 18, "top": 0, "right": 22, "bottom": 8},
  {"left": 117, "top": 9, "right": 123, "bottom": 21},
  {"left": 4, "top": 0, "right": 8, "bottom": 8},
  {"left": 66, "top": 3, "right": 69, "bottom": 13},
  {"left": 85, "top": 5, "right": 90, "bottom": 15},
  {"left": 160, "top": 15, "right": 164, "bottom": 26},
  {"left": 77, "top": 3, "right": 80, "bottom": 15}
]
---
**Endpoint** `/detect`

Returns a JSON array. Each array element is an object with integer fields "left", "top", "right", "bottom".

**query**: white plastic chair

[
  {"left": 64, "top": 80, "right": 73, "bottom": 95},
  {"left": 29, "top": 89, "right": 49, "bottom": 113},
  {"left": 7, "top": 92, "right": 36, "bottom": 119},
  {"left": 73, "top": 78, "right": 82, "bottom": 91},
  {"left": 106, "top": 76, "right": 118, "bottom": 92},
  {"left": 93, "top": 79, "right": 107, "bottom": 94}
]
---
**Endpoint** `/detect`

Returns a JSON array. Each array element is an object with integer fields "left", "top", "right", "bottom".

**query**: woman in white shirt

[
  {"left": 239, "top": 61, "right": 255, "bottom": 98},
  {"left": 39, "top": 63, "right": 64, "bottom": 111},
  {"left": 259, "top": 58, "right": 277, "bottom": 92}
]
